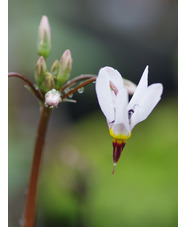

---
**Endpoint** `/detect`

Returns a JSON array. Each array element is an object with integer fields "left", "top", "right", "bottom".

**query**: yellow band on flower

[{"left": 109, "top": 129, "right": 131, "bottom": 142}]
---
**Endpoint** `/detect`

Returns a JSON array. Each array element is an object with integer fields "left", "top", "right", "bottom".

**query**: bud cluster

[
  {"left": 35, "top": 49, "right": 73, "bottom": 94},
  {"left": 35, "top": 16, "right": 73, "bottom": 99}
]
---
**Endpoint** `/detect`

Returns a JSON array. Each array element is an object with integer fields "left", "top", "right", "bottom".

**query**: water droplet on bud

[
  {"left": 68, "top": 93, "right": 73, "bottom": 98},
  {"left": 34, "top": 84, "right": 39, "bottom": 90},
  {"left": 64, "top": 88, "right": 70, "bottom": 93},
  {"left": 78, "top": 87, "right": 84, "bottom": 94}
]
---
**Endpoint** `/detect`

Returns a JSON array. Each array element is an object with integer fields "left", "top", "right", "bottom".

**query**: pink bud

[
  {"left": 39, "top": 15, "right": 51, "bottom": 43},
  {"left": 45, "top": 89, "right": 61, "bottom": 108},
  {"left": 61, "top": 49, "right": 72, "bottom": 73},
  {"left": 57, "top": 49, "right": 73, "bottom": 85},
  {"left": 38, "top": 15, "right": 51, "bottom": 58}
]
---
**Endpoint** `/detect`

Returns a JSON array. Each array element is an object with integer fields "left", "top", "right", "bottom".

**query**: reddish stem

[
  {"left": 61, "top": 74, "right": 96, "bottom": 93},
  {"left": 9, "top": 73, "right": 97, "bottom": 227},
  {"left": 62, "top": 77, "right": 96, "bottom": 99},
  {"left": 23, "top": 105, "right": 51, "bottom": 227},
  {"left": 8, "top": 73, "right": 44, "bottom": 102}
]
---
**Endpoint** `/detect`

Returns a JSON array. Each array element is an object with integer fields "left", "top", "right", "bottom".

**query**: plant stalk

[
  {"left": 61, "top": 74, "right": 96, "bottom": 93},
  {"left": 23, "top": 105, "right": 51, "bottom": 227},
  {"left": 8, "top": 73, "right": 44, "bottom": 102},
  {"left": 62, "top": 77, "right": 96, "bottom": 99}
]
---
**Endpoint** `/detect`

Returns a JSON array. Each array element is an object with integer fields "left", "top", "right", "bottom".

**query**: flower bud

[
  {"left": 58, "top": 49, "right": 73, "bottom": 86},
  {"left": 45, "top": 89, "right": 61, "bottom": 108},
  {"left": 35, "top": 56, "right": 47, "bottom": 85},
  {"left": 38, "top": 15, "right": 51, "bottom": 58},
  {"left": 45, "top": 72, "right": 55, "bottom": 91},
  {"left": 50, "top": 60, "right": 60, "bottom": 77}
]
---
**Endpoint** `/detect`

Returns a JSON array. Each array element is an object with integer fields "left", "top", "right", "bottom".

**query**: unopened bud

[
  {"left": 58, "top": 49, "right": 73, "bottom": 85},
  {"left": 38, "top": 15, "right": 51, "bottom": 58},
  {"left": 50, "top": 60, "right": 60, "bottom": 77},
  {"left": 35, "top": 56, "right": 47, "bottom": 85},
  {"left": 45, "top": 73, "right": 55, "bottom": 91},
  {"left": 45, "top": 89, "right": 61, "bottom": 108}
]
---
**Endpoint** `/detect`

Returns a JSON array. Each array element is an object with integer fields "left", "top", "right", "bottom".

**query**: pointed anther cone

[{"left": 112, "top": 140, "right": 126, "bottom": 174}]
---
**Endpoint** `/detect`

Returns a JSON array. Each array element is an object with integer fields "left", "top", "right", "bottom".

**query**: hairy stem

[
  {"left": 8, "top": 73, "right": 44, "bottom": 102},
  {"left": 23, "top": 105, "right": 51, "bottom": 227}
]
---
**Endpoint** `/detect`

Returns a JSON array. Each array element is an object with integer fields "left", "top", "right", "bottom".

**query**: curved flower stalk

[
  {"left": 95, "top": 66, "right": 163, "bottom": 174},
  {"left": 8, "top": 71, "right": 96, "bottom": 227}
]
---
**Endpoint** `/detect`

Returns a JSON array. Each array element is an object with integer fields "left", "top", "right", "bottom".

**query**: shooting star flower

[{"left": 95, "top": 66, "right": 163, "bottom": 174}]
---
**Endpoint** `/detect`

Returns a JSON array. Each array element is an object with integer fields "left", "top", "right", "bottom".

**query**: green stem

[{"left": 23, "top": 105, "right": 51, "bottom": 227}]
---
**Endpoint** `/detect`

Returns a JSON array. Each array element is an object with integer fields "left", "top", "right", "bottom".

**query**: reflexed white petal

[
  {"left": 128, "top": 66, "right": 148, "bottom": 111},
  {"left": 102, "top": 66, "right": 125, "bottom": 91},
  {"left": 129, "top": 83, "right": 163, "bottom": 130},
  {"left": 95, "top": 68, "right": 115, "bottom": 122},
  {"left": 112, "top": 89, "right": 130, "bottom": 136}
]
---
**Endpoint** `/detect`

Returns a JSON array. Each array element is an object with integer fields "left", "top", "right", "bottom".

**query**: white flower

[{"left": 95, "top": 66, "right": 163, "bottom": 173}]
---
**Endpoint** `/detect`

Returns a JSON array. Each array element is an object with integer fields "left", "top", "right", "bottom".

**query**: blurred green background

[{"left": 8, "top": 0, "right": 177, "bottom": 227}]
